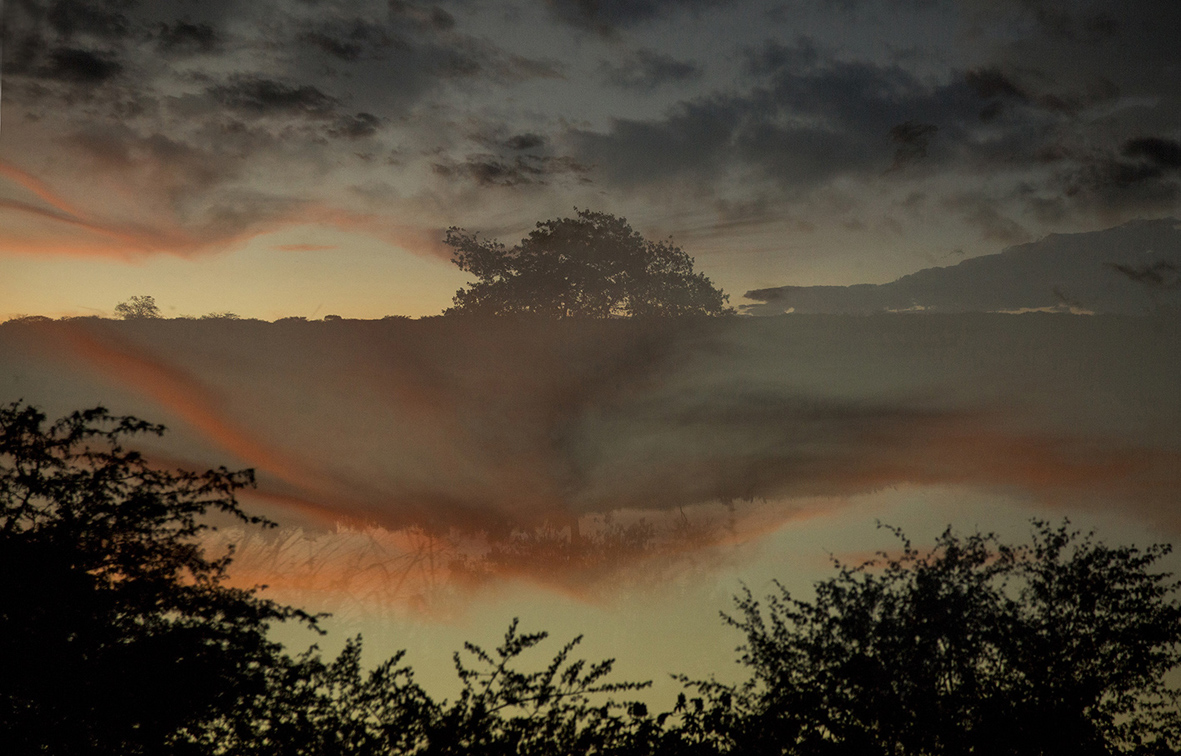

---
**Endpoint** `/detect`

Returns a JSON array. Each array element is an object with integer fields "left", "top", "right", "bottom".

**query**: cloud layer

[
  {"left": 3, "top": 314, "right": 1178, "bottom": 601},
  {"left": 2, "top": 0, "right": 1178, "bottom": 286}
]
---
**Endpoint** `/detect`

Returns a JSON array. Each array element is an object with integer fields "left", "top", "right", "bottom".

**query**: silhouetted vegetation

[
  {"left": 444, "top": 210, "right": 734, "bottom": 318},
  {"left": 3, "top": 402, "right": 1180, "bottom": 754}
]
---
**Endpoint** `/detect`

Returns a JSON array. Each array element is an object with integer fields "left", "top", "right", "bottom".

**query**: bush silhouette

[
  {"left": 691, "top": 523, "right": 1181, "bottom": 756},
  {"left": 444, "top": 210, "right": 734, "bottom": 318}
]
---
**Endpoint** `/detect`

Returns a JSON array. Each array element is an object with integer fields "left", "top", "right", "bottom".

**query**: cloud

[
  {"left": 45, "top": 0, "right": 132, "bottom": 40},
  {"left": 600, "top": 49, "right": 703, "bottom": 91},
  {"left": 544, "top": 0, "right": 733, "bottom": 34},
  {"left": 889, "top": 121, "right": 939, "bottom": 169},
  {"left": 432, "top": 155, "right": 588, "bottom": 188},
  {"left": 571, "top": 40, "right": 974, "bottom": 192},
  {"left": 5, "top": 312, "right": 1179, "bottom": 600},
  {"left": 209, "top": 77, "right": 341, "bottom": 117},
  {"left": 505, "top": 133, "right": 547, "bottom": 151},
  {"left": 0, "top": 0, "right": 567, "bottom": 261},
  {"left": 156, "top": 21, "right": 220, "bottom": 54}
]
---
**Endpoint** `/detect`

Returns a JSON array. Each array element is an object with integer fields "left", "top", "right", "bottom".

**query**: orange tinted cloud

[
  {"left": 0, "top": 160, "right": 448, "bottom": 262},
  {"left": 5, "top": 315, "right": 1178, "bottom": 602}
]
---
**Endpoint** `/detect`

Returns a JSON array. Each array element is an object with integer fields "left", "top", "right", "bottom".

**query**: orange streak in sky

[
  {"left": 0, "top": 160, "right": 92, "bottom": 219},
  {"left": 58, "top": 324, "right": 338, "bottom": 500}
]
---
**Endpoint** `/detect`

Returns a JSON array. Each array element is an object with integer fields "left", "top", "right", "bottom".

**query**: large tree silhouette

[{"left": 444, "top": 210, "right": 734, "bottom": 318}]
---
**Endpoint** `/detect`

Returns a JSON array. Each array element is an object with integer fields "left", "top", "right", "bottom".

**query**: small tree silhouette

[
  {"left": 445, "top": 210, "right": 734, "bottom": 318},
  {"left": 114, "top": 294, "right": 162, "bottom": 319}
]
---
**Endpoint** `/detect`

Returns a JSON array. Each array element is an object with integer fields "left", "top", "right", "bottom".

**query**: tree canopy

[{"left": 444, "top": 210, "right": 734, "bottom": 318}]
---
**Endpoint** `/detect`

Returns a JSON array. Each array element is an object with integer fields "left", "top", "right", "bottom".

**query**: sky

[
  {"left": 2, "top": 0, "right": 1181, "bottom": 708},
  {"left": 3, "top": 0, "right": 1181, "bottom": 319}
]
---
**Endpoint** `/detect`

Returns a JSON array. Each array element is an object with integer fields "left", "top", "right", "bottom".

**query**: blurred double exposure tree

[{"left": 444, "top": 210, "right": 734, "bottom": 318}]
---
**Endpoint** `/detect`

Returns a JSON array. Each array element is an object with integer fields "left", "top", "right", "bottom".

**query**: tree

[
  {"left": 114, "top": 294, "right": 162, "bottom": 319},
  {"left": 709, "top": 522, "right": 1181, "bottom": 755},
  {"left": 0, "top": 402, "right": 323, "bottom": 754},
  {"left": 444, "top": 210, "right": 734, "bottom": 318}
]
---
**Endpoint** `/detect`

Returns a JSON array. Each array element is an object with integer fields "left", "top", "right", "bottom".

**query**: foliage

[
  {"left": 426, "top": 618, "right": 651, "bottom": 755},
  {"left": 444, "top": 210, "right": 734, "bottom": 318},
  {"left": 0, "top": 402, "right": 320, "bottom": 754},
  {"left": 194, "top": 637, "right": 434, "bottom": 756},
  {"left": 114, "top": 294, "right": 163, "bottom": 319},
  {"left": 715, "top": 522, "right": 1181, "bottom": 755}
]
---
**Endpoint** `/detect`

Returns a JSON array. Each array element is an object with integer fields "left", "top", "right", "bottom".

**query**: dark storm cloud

[
  {"left": 42, "top": 46, "right": 123, "bottom": 83},
  {"left": 1037, "top": 137, "right": 1181, "bottom": 216},
  {"left": 1124, "top": 138, "right": 1181, "bottom": 171},
  {"left": 889, "top": 121, "right": 938, "bottom": 169},
  {"left": 572, "top": 40, "right": 979, "bottom": 191},
  {"left": 544, "top": 0, "right": 733, "bottom": 34},
  {"left": 432, "top": 154, "right": 588, "bottom": 187},
  {"left": 505, "top": 133, "right": 547, "bottom": 151},
  {"left": 600, "top": 49, "right": 703, "bottom": 91},
  {"left": 209, "top": 77, "right": 340, "bottom": 117}
]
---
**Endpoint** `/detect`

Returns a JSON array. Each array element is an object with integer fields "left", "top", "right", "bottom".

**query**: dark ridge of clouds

[
  {"left": 1107, "top": 260, "right": 1180, "bottom": 291},
  {"left": 156, "top": 21, "right": 219, "bottom": 54},
  {"left": 741, "top": 217, "right": 1181, "bottom": 315},
  {"left": 544, "top": 0, "right": 733, "bottom": 34},
  {"left": 600, "top": 49, "right": 703, "bottom": 91},
  {"left": 208, "top": 77, "right": 340, "bottom": 117}
]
